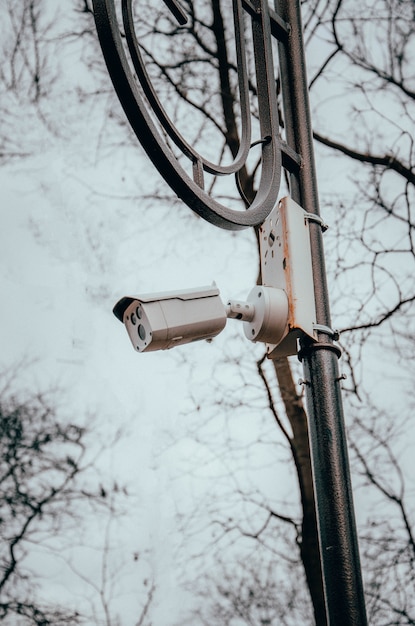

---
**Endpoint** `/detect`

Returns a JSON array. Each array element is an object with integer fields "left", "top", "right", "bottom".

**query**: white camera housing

[{"left": 113, "top": 285, "right": 227, "bottom": 352}]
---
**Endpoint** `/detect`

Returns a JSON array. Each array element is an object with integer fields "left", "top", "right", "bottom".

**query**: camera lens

[
  {"left": 130, "top": 312, "right": 137, "bottom": 325},
  {"left": 136, "top": 306, "right": 142, "bottom": 319},
  {"left": 138, "top": 324, "right": 146, "bottom": 341}
]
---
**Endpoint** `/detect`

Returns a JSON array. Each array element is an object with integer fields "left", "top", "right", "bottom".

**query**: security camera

[
  {"left": 113, "top": 197, "right": 320, "bottom": 357},
  {"left": 113, "top": 285, "right": 227, "bottom": 352}
]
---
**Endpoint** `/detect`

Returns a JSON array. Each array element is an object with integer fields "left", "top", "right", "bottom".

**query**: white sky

[
  {"left": 0, "top": 139, "right": 265, "bottom": 622},
  {"left": 1, "top": 0, "right": 413, "bottom": 623}
]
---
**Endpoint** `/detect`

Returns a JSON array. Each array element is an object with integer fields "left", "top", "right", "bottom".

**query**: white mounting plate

[{"left": 260, "top": 196, "right": 317, "bottom": 357}]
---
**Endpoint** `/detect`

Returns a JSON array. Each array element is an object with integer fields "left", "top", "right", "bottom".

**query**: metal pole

[{"left": 276, "top": 2, "right": 368, "bottom": 624}]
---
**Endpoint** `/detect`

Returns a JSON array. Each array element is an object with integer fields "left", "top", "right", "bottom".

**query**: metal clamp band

[
  {"left": 304, "top": 212, "right": 329, "bottom": 232},
  {"left": 313, "top": 324, "right": 340, "bottom": 341},
  {"left": 298, "top": 342, "right": 342, "bottom": 361}
]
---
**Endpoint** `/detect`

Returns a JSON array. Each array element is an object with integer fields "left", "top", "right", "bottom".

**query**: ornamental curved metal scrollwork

[{"left": 93, "top": 0, "right": 285, "bottom": 230}]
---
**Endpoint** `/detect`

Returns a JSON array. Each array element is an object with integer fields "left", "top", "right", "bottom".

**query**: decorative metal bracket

[{"left": 92, "top": 0, "right": 301, "bottom": 230}]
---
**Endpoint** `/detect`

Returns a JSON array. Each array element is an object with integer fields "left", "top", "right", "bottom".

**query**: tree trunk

[{"left": 272, "top": 357, "right": 327, "bottom": 626}]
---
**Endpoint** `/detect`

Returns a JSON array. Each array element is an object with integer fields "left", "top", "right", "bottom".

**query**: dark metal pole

[{"left": 276, "top": 2, "right": 368, "bottom": 624}]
